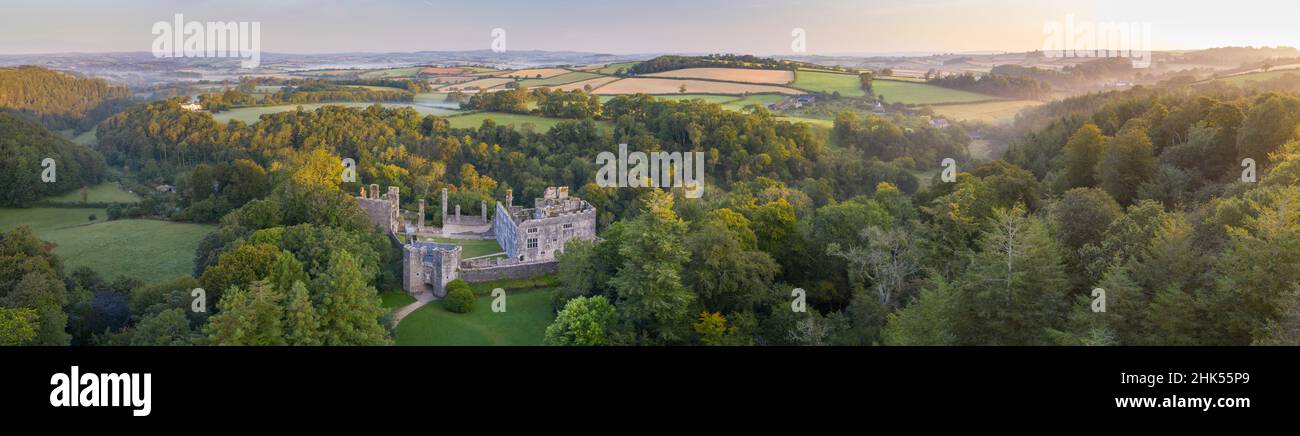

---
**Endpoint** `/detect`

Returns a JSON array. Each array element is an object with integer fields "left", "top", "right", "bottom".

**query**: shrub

[{"left": 442, "top": 279, "right": 475, "bottom": 313}]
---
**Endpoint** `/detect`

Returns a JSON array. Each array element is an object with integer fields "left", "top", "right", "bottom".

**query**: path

[{"left": 392, "top": 291, "right": 436, "bottom": 326}]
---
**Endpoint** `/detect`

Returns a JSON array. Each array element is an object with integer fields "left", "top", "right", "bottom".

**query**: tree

[
  {"left": 1096, "top": 124, "right": 1156, "bottom": 205},
  {"left": 543, "top": 295, "right": 616, "bottom": 345},
  {"left": 199, "top": 243, "right": 283, "bottom": 306},
  {"left": 610, "top": 190, "right": 696, "bottom": 344},
  {"left": 283, "top": 281, "right": 321, "bottom": 346},
  {"left": 207, "top": 280, "right": 286, "bottom": 346},
  {"left": 955, "top": 206, "right": 1069, "bottom": 345},
  {"left": 316, "top": 250, "right": 390, "bottom": 345},
  {"left": 129, "top": 308, "right": 195, "bottom": 346},
  {"left": 0, "top": 307, "right": 39, "bottom": 345},
  {"left": 442, "top": 279, "right": 475, "bottom": 313},
  {"left": 685, "top": 219, "right": 779, "bottom": 313},
  {"left": 1062, "top": 123, "right": 1105, "bottom": 189},
  {"left": 881, "top": 276, "right": 958, "bottom": 345}
]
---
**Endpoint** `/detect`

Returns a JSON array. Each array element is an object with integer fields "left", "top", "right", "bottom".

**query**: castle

[{"left": 358, "top": 184, "right": 597, "bottom": 298}]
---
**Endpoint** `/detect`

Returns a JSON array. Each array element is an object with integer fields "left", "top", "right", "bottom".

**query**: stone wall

[{"left": 459, "top": 261, "right": 558, "bottom": 283}]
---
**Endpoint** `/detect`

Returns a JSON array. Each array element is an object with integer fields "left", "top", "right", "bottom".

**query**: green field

[
  {"left": 358, "top": 66, "right": 423, "bottom": 79},
  {"left": 930, "top": 100, "right": 1042, "bottom": 124},
  {"left": 413, "top": 92, "right": 462, "bottom": 109},
  {"left": 59, "top": 127, "right": 98, "bottom": 146},
  {"left": 720, "top": 93, "right": 786, "bottom": 111},
  {"left": 517, "top": 71, "right": 603, "bottom": 87},
  {"left": 0, "top": 207, "right": 214, "bottom": 283},
  {"left": 443, "top": 111, "right": 610, "bottom": 132},
  {"left": 793, "top": 70, "right": 866, "bottom": 97},
  {"left": 394, "top": 287, "right": 556, "bottom": 345},
  {"left": 426, "top": 236, "right": 504, "bottom": 258},
  {"left": 1217, "top": 70, "right": 1300, "bottom": 86},
  {"left": 596, "top": 62, "right": 639, "bottom": 75},
  {"left": 872, "top": 79, "right": 999, "bottom": 105},
  {"left": 212, "top": 102, "right": 461, "bottom": 124},
  {"left": 43, "top": 182, "right": 141, "bottom": 204}
]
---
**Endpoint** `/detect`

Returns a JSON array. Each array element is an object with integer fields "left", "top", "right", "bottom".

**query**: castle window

[
  {"left": 527, "top": 238, "right": 538, "bottom": 249},
  {"left": 563, "top": 223, "right": 574, "bottom": 229},
  {"left": 527, "top": 227, "right": 539, "bottom": 234}
]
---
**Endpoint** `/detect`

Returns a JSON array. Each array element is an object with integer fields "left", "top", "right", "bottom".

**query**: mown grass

[
  {"left": 0, "top": 207, "right": 214, "bottom": 283},
  {"left": 43, "top": 182, "right": 141, "bottom": 204},
  {"left": 426, "top": 236, "right": 504, "bottom": 259},
  {"left": 394, "top": 287, "right": 556, "bottom": 346}
]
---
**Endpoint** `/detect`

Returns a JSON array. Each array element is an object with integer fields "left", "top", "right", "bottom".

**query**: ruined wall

[{"left": 459, "top": 261, "right": 558, "bottom": 283}]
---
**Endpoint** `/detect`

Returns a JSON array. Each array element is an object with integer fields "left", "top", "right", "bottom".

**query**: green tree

[
  {"left": 442, "top": 279, "right": 475, "bottom": 314},
  {"left": 610, "top": 190, "right": 696, "bottom": 344},
  {"left": 0, "top": 307, "right": 39, "bottom": 345},
  {"left": 129, "top": 308, "right": 195, "bottom": 346},
  {"left": 1096, "top": 124, "right": 1156, "bottom": 206},
  {"left": 207, "top": 280, "right": 286, "bottom": 346},
  {"left": 881, "top": 276, "right": 958, "bottom": 345},
  {"left": 283, "top": 281, "right": 321, "bottom": 346},
  {"left": 543, "top": 295, "right": 616, "bottom": 346},
  {"left": 316, "top": 250, "right": 389, "bottom": 345},
  {"left": 1062, "top": 123, "right": 1105, "bottom": 189}
]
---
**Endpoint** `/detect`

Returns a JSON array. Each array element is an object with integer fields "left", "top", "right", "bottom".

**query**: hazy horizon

[{"left": 3, "top": 0, "right": 1298, "bottom": 56}]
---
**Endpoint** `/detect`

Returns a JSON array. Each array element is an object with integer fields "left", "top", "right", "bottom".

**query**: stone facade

[
  {"left": 402, "top": 241, "right": 461, "bottom": 297},
  {"left": 357, "top": 184, "right": 402, "bottom": 234},
  {"left": 494, "top": 186, "right": 597, "bottom": 263}
]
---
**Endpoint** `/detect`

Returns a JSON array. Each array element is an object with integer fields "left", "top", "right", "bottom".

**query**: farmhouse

[{"left": 358, "top": 184, "right": 597, "bottom": 297}]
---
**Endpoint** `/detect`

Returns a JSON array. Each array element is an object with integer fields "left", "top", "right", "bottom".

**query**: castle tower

[
  {"left": 369, "top": 184, "right": 379, "bottom": 199},
  {"left": 418, "top": 199, "right": 426, "bottom": 230},
  {"left": 441, "top": 188, "right": 448, "bottom": 226},
  {"left": 454, "top": 204, "right": 461, "bottom": 222},
  {"left": 481, "top": 200, "right": 487, "bottom": 221}
]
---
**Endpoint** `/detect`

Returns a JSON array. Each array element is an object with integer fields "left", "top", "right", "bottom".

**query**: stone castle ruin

[{"left": 357, "top": 184, "right": 596, "bottom": 298}]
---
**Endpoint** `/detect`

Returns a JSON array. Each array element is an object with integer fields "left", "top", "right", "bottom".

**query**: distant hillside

[
  {"left": 628, "top": 54, "right": 851, "bottom": 75},
  {"left": 0, "top": 112, "right": 108, "bottom": 207},
  {"left": 0, "top": 66, "right": 132, "bottom": 132}
]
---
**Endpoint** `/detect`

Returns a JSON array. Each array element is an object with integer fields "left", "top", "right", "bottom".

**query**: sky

[{"left": 1, "top": 0, "right": 1297, "bottom": 55}]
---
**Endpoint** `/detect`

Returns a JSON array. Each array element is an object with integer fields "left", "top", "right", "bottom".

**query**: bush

[{"left": 442, "top": 279, "right": 475, "bottom": 313}]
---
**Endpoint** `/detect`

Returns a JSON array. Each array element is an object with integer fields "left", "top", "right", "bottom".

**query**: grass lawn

[
  {"left": 427, "top": 236, "right": 503, "bottom": 258},
  {"left": 517, "top": 71, "right": 603, "bottom": 87},
  {"left": 394, "top": 287, "right": 557, "bottom": 346},
  {"left": 872, "top": 79, "right": 998, "bottom": 105},
  {"left": 443, "top": 111, "right": 610, "bottom": 132},
  {"left": 0, "top": 207, "right": 214, "bottom": 283},
  {"left": 43, "top": 182, "right": 141, "bottom": 204},
  {"left": 930, "top": 100, "right": 1042, "bottom": 124},
  {"left": 793, "top": 69, "right": 866, "bottom": 97},
  {"left": 720, "top": 93, "right": 786, "bottom": 111},
  {"left": 212, "top": 102, "right": 460, "bottom": 124},
  {"left": 380, "top": 291, "right": 416, "bottom": 310},
  {"left": 1217, "top": 70, "right": 1300, "bottom": 86}
]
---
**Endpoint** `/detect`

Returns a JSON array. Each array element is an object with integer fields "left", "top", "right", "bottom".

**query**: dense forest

[
  {"left": 0, "top": 113, "right": 108, "bottom": 207},
  {"left": 927, "top": 72, "right": 1052, "bottom": 99},
  {"left": 626, "top": 54, "right": 845, "bottom": 75},
  {"left": 0, "top": 66, "right": 132, "bottom": 132}
]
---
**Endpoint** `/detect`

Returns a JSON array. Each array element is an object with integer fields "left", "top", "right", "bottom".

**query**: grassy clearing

[
  {"left": 721, "top": 93, "right": 786, "bottom": 111},
  {"left": 211, "top": 102, "right": 461, "bottom": 124},
  {"left": 59, "top": 127, "right": 98, "bottom": 146},
  {"left": 394, "top": 287, "right": 556, "bottom": 346},
  {"left": 1217, "top": 70, "right": 1300, "bottom": 86},
  {"left": 426, "top": 236, "right": 504, "bottom": 258},
  {"left": 872, "top": 79, "right": 998, "bottom": 105},
  {"left": 0, "top": 207, "right": 214, "bottom": 283},
  {"left": 930, "top": 100, "right": 1042, "bottom": 124},
  {"left": 43, "top": 182, "right": 141, "bottom": 204},
  {"left": 793, "top": 70, "right": 866, "bottom": 97},
  {"left": 443, "top": 111, "right": 610, "bottom": 132}
]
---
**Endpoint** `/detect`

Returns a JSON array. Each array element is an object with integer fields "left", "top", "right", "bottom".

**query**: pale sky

[{"left": 1, "top": 0, "right": 1296, "bottom": 55}]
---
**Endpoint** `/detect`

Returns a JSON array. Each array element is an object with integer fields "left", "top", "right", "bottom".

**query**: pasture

[
  {"left": 518, "top": 71, "right": 604, "bottom": 87},
  {"left": 592, "top": 78, "right": 801, "bottom": 95},
  {"left": 0, "top": 207, "right": 214, "bottom": 283},
  {"left": 930, "top": 100, "right": 1042, "bottom": 124},
  {"left": 645, "top": 67, "right": 794, "bottom": 84},
  {"left": 548, "top": 76, "right": 620, "bottom": 91},
  {"left": 498, "top": 68, "right": 570, "bottom": 79},
  {"left": 596, "top": 61, "right": 639, "bottom": 74},
  {"left": 43, "top": 182, "right": 141, "bottom": 204},
  {"left": 872, "top": 79, "right": 998, "bottom": 105},
  {"left": 439, "top": 77, "right": 513, "bottom": 91},
  {"left": 793, "top": 70, "right": 866, "bottom": 97}
]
